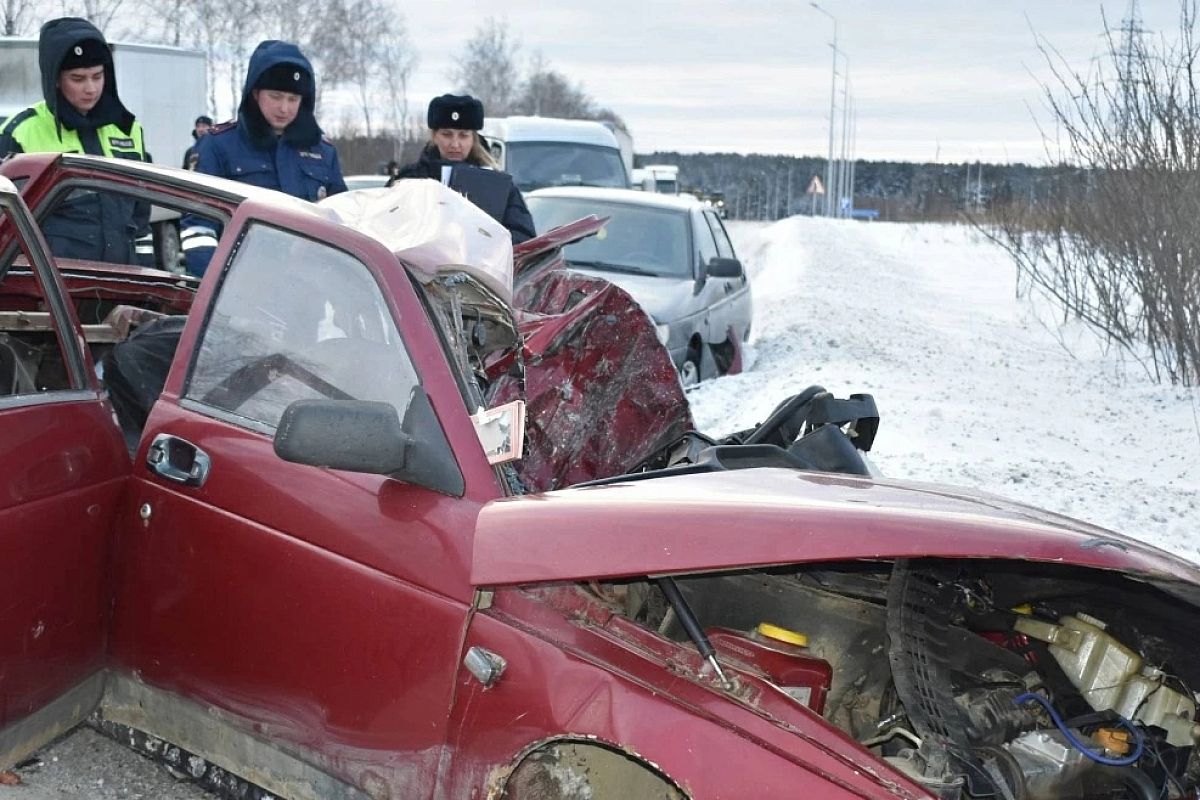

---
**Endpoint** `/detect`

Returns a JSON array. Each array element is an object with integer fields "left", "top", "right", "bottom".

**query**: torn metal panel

[{"left": 489, "top": 269, "right": 692, "bottom": 492}]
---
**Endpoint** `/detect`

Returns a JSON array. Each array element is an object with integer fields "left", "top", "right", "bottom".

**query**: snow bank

[{"left": 689, "top": 216, "right": 1200, "bottom": 565}]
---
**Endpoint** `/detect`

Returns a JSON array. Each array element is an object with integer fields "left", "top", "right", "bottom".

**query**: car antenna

[{"left": 656, "top": 577, "right": 734, "bottom": 690}]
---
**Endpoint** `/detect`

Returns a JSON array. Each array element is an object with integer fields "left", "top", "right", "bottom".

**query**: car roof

[
  {"left": 482, "top": 117, "right": 618, "bottom": 147},
  {"left": 526, "top": 186, "right": 702, "bottom": 212},
  {"left": 55, "top": 154, "right": 331, "bottom": 217}
]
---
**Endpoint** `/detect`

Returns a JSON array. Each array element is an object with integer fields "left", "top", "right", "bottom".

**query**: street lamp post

[{"left": 811, "top": 2, "right": 837, "bottom": 217}]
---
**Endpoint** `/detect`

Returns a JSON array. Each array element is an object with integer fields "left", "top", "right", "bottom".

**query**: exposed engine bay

[{"left": 578, "top": 559, "right": 1200, "bottom": 800}]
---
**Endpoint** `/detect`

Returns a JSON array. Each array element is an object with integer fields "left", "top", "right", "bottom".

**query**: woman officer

[{"left": 390, "top": 94, "right": 535, "bottom": 244}]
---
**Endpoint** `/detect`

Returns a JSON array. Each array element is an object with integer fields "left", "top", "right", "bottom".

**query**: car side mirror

[
  {"left": 707, "top": 256, "right": 743, "bottom": 278},
  {"left": 274, "top": 388, "right": 465, "bottom": 496}
]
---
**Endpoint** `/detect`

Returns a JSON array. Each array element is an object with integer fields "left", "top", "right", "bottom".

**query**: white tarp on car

[{"left": 319, "top": 181, "right": 514, "bottom": 304}]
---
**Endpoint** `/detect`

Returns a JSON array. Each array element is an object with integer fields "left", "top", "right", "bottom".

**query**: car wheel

[
  {"left": 153, "top": 222, "right": 182, "bottom": 273},
  {"left": 679, "top": 356, "right": 700, "bottom": 388}
]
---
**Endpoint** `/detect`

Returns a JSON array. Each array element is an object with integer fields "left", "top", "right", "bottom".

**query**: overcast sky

[{"left": 390, "top": 0, "right": 1179, "bottom": 164}]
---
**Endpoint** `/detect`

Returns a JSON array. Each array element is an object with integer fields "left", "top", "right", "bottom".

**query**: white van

[{"left": 481, "top": 116, "right": 629, "bottom": 192}]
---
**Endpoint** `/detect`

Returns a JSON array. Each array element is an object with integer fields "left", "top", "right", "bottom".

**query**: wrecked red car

[{"left": 1, "top": 154, "right": 1199, "bottom": 800}]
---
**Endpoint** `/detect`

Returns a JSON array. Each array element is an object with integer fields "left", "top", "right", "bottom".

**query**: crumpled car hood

[
  {"left": 564, "top": 268, "right": 694, "bottom": 323},
  {"left": 471, "top": 466, "right": 1200, "bottom": 586}
]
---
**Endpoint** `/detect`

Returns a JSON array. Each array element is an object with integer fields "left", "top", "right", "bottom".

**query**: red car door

[
  {"left": 107, "top": 198, "right": 503, "bottom": 799},
  {"left": 0, "top": 179, "right": 128, "bottom": 762}
]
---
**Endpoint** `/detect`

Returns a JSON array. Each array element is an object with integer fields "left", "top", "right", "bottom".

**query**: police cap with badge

[
  {"left": 427, "top": 94, "right": 483, "bottom": 131},
  {"left": 255, "top": 62, "right": 313, "bottom": 97},
  {"left": 60, "top": 37, "right": 109, "bottom": 71}
]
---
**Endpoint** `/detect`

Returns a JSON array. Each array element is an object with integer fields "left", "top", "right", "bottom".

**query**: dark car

[{"left": 527, "top": 186, "right": 753, "bottom": 386}]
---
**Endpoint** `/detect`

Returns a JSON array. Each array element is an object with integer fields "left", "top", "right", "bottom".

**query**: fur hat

[
  {"left": 427, "top": 94, "right": 484, "bottom": 130},
  {"left": 59, "top": 37, "right": 109, "bottom": 71},
  {"left": 254, "top": 62, "right": 313, "bottom": 97}
]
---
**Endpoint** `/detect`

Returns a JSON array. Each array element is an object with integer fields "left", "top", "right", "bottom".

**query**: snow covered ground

[
  {"left": 13, "top": 214, "right": 1200, "bottom": 797},
  {"left": 696, "top": 217, "right": 1200, "bottom": 565}
]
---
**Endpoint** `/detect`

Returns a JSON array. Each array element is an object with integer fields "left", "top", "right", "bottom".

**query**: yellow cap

[{"left": 756, "top": 623, "right": 808, "bottom": 647}]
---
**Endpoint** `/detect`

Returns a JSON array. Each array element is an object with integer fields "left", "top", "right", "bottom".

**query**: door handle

[{"left": 146, "top": 433, "right": 211, "bottom": 487}]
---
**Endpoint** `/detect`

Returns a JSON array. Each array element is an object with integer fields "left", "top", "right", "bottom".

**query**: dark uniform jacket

[
  {"left": 390, "top": 144, "right": 536, "bottom": 244},
  {"left": 183, "top": 41, "right": 346, "bottom": 277},
  {"left": 194, "top": 41, "right": 346, "bottom": 202},
  {"left": 0, "top": 17, "right": 151, "bottom": 265}
]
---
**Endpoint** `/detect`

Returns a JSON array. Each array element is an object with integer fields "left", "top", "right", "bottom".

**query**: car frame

[{"left": 1, "top": 155, "right": 1199, "bottom": 800}]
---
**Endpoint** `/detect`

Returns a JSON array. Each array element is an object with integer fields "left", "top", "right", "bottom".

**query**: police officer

[
  {"left": 194, "top": 40, "right": 345, "bottom": 199},
  {"left": 183, "top": 40, "right": 346, "bottom": 276},
  {"left": 182, "top": 114, "right": 212, "bottom": 170},
  {"left": 390, "top": 94, "right": 535, "bottom": 244},
  {"left": 0, "top": 17, "right": 151, "bottom": 265}
]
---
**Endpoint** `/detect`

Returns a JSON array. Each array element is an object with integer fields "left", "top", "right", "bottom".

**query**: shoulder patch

[{"left": 0, "top": 107, "right": 38, "bottom": 137}]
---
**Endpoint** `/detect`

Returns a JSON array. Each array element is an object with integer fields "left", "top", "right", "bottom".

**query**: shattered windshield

[
  {"left": 507, "top": 142, "right": 629, "bottom": 191},
  {"left": 526, "top": 197, "right": 691, "bottom": 279}
]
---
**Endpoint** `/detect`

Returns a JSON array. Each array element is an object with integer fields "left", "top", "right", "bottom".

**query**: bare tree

[
  {"left": 988, "top": 1, "right": 1200, "bottom": 384},
  {"left": 3, "top": 0, "right": 43, "bottom": 35},
  {"left": 515, "top": 53, "right": 594, "bottom": 118},
  {"left": 59, "top": 0, "right": 125, "bottom": 33},
  {"left": 450, "top": 17, "right": 519, "bottom": 116},
  {"left": 377, "top": 12, "right": 417, "bottom": 139}
]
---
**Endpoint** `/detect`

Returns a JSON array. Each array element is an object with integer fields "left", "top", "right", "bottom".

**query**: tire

[{"left": 153, "top": 222, "right": 182, "bottom": 273}]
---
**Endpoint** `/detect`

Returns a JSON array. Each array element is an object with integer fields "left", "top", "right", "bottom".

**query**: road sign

[{"left": 806, "top": 175, "right": 825, "bottom": 195}]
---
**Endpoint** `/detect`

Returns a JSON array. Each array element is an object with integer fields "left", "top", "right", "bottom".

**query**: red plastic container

[{"left": 706, "top": 627, "right": 833, "bottom": 714}]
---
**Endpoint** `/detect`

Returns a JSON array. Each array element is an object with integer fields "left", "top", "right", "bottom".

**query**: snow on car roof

[{"left": 527, "top": 185, "right": 701, "bottom": 212}]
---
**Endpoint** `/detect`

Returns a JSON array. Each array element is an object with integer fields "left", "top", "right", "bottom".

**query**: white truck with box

[{"left": 481, "top": 116, "right": 629, "bottom": 192}]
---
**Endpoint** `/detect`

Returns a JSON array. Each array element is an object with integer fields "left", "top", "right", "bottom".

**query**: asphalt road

[{"left": 1, "top": 728, "right": 212, "bottom": 799}]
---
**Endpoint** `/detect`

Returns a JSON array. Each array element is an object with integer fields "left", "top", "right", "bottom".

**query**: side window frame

[
  {"left": 180, "top": 221, "right": 423, "bottom": 437},
  {"left": 693, "top": 208, "right": 720, "bottom": 272},
  {"left": 0, "top": 192, "right": 92, "bottom": 408},
  {"left": 705, "top": 211, "right": 736, "bottom": 260}
]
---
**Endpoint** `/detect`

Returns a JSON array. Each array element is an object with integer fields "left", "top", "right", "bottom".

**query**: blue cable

[{"left": 1013, "top": 692, "right": 1145, "bottom": 767}]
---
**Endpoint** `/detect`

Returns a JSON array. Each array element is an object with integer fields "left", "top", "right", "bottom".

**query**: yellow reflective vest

[{"left": 0, "top": 101, "right": 146, "bottom": 160}]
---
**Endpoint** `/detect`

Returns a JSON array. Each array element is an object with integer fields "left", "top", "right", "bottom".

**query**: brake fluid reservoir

[{"left": 706, "top": 625, "right": 832, "bottom": 714}]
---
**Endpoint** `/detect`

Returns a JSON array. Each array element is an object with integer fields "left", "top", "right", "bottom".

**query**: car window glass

[
  {"left": 185, "top": 224, "right": 419, "bottom": 432},
  {"left": 705, "top": 212, "right": 736, "bottom": 259},
  {"left": 0, "top": 202, "right": 75, "bottom": 397},
  {"left": 695, "top": 211, "right": 719, "bottom": 266},
  {"left": 37, "top": 186, "right": 216, "bottom": 274},
  {"left": 507, "top": 143, "right": 628, "bottom": 191},
  {"left": 526, "top": 197, "right": 691, "bottom": 278}
]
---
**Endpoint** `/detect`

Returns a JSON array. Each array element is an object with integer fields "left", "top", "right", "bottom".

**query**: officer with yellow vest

[{"left": 0, "top": 17, "right": 152, "bottom": 265}]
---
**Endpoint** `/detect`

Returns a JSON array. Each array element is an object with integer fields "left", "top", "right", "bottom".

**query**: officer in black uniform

[{"left": 390, "top": 94, "right": 535, "bottom": 244}]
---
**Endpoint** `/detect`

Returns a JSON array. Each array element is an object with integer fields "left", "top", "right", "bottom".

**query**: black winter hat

[
  {"left": 428, "top": 94, "right": 483, "bottom": 130},
  {"left": 59, "top": 37, "right": 109, "bottom": 71},
  {"left": 194, "top": 114, "right": 213, "bottom": 125},
  {"left": 254, "top": 62, "right": 313, "bottom": 97}
]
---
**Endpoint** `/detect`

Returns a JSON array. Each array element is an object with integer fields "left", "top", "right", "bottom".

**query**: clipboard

[{"left": 447, "top": 164, "right": 511, "bottom": 224}]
